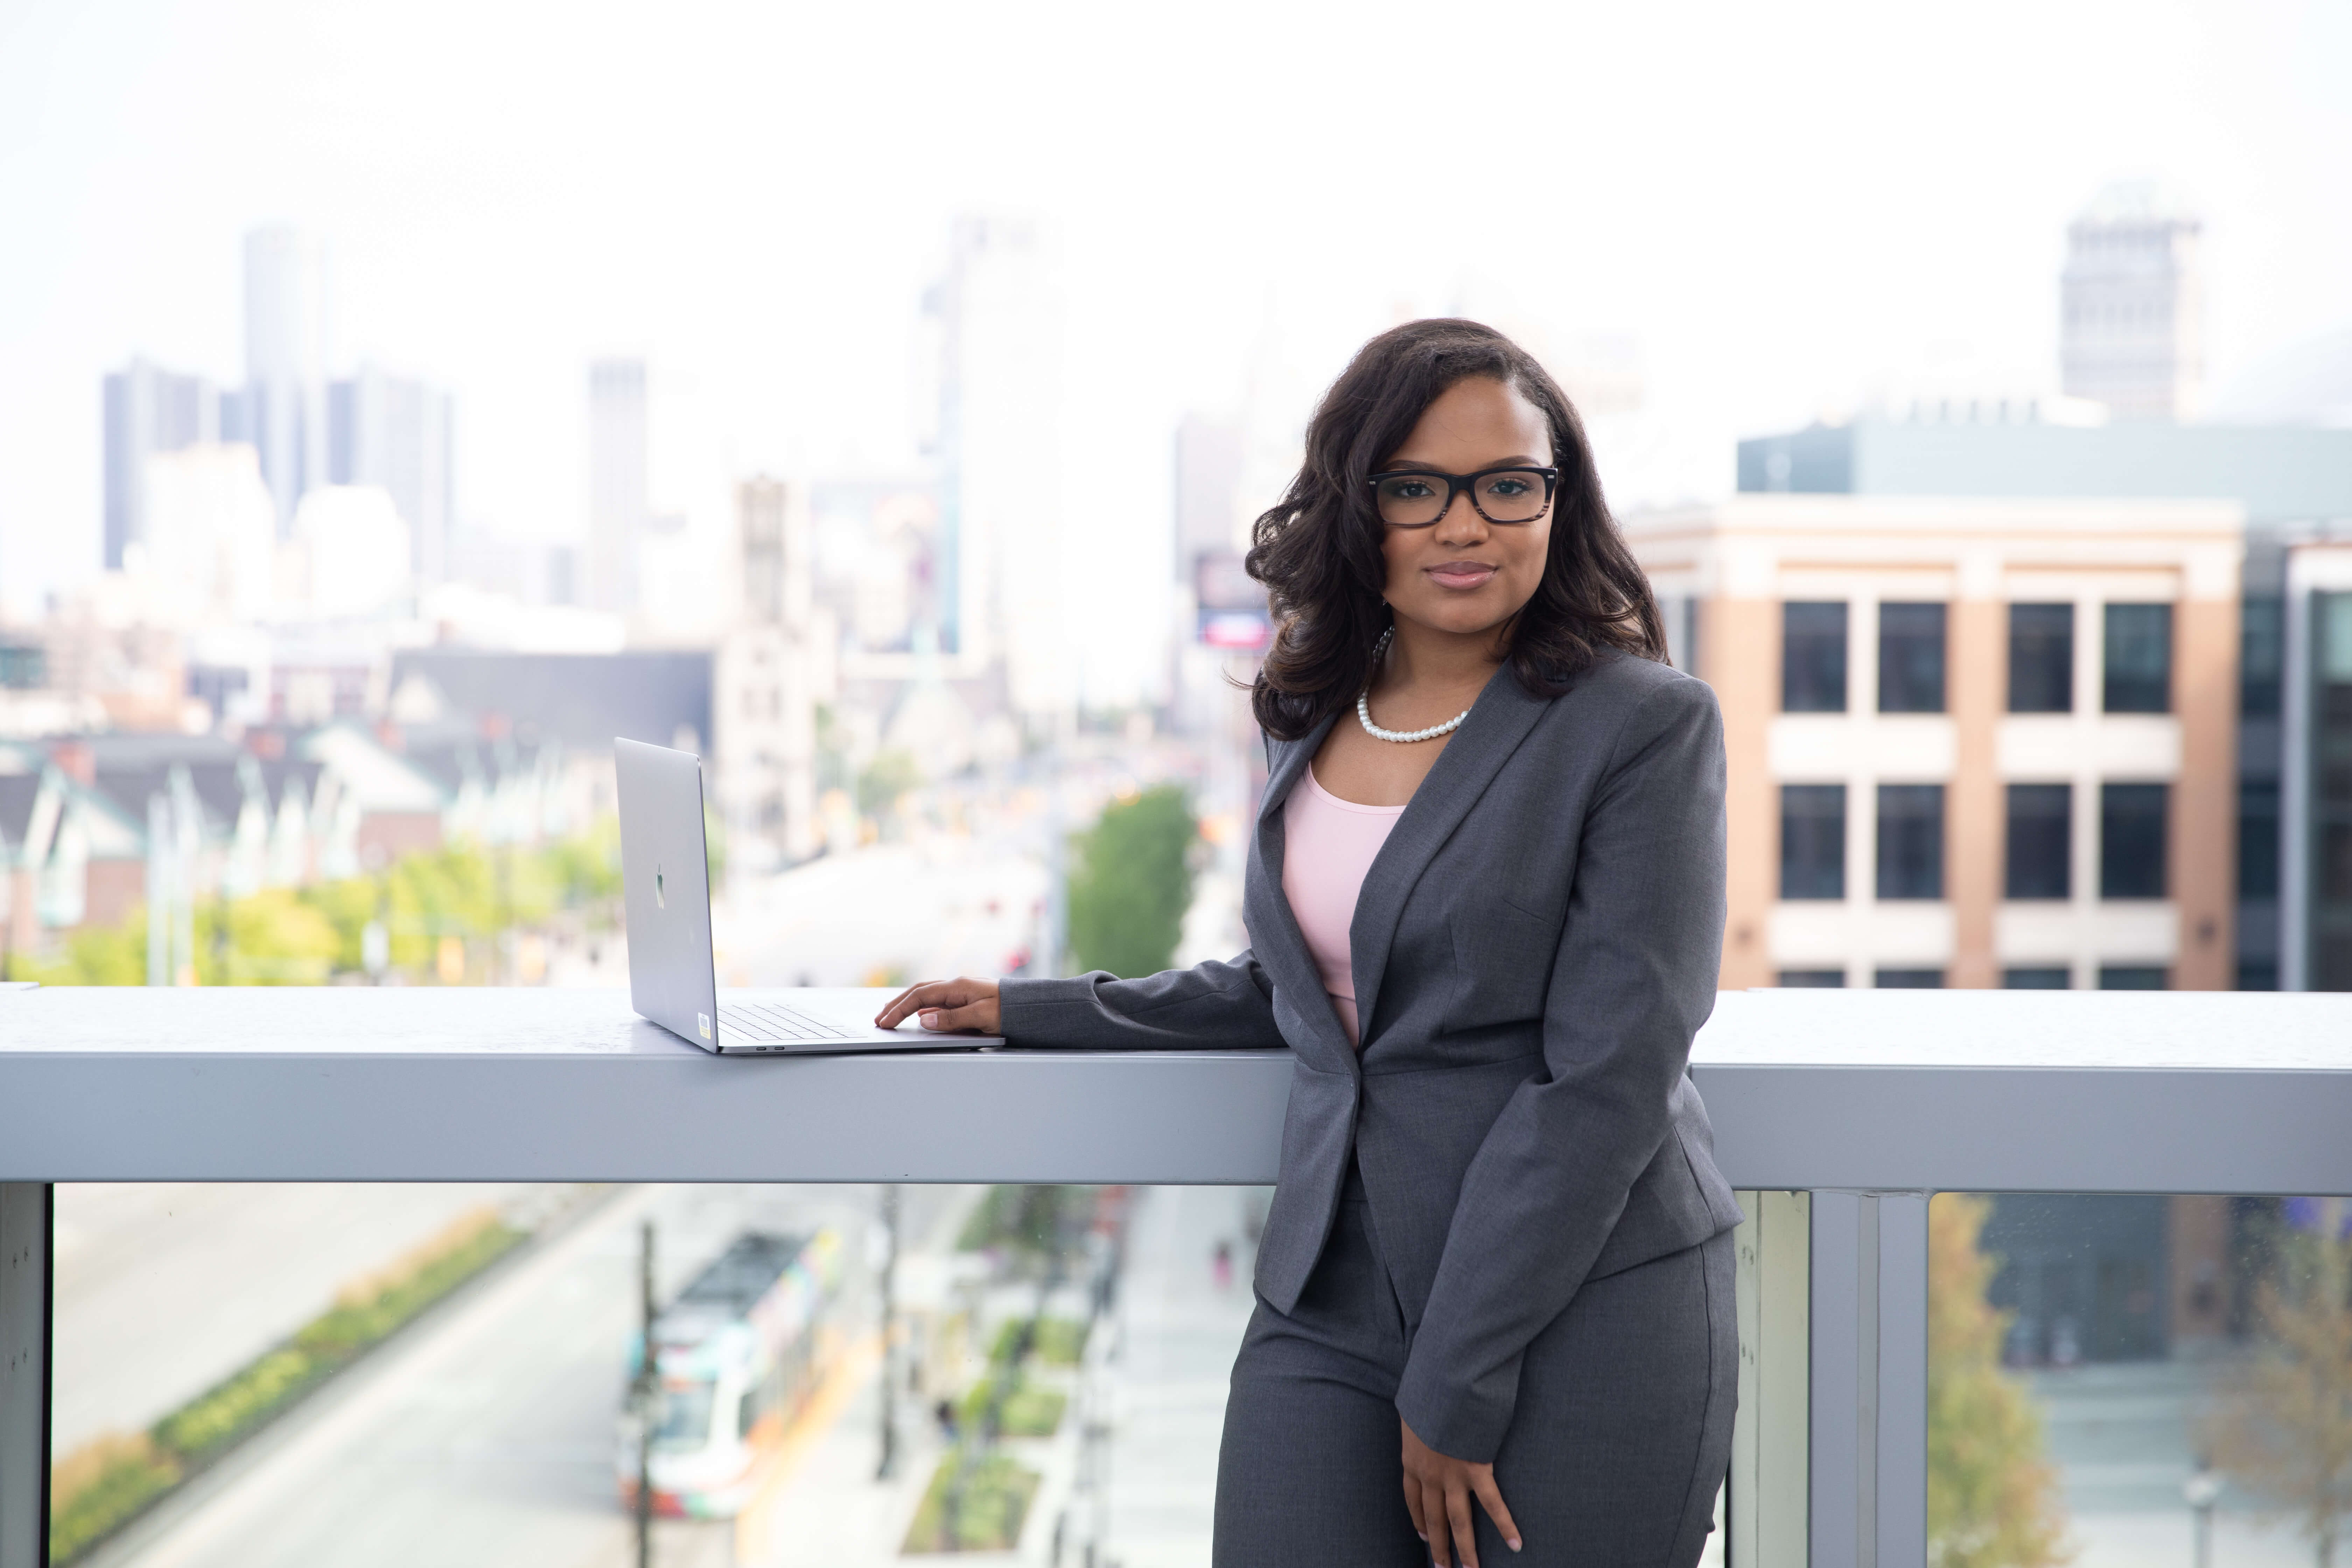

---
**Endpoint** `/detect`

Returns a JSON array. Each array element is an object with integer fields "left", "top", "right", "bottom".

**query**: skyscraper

[
  {"left": 1169, "top": 414, "right": 1260, "bottom": 733},
  {"left": 329, "top": 368, "right": 456, "bottom": 583},
  {"left": 2061, "top": 181, "right": 2205, "bottom": 422},
  {"left": 102, "top": 359, "right": 220, "bottom": 569},
  {"left": 587, "top": 358, "right": 649, "bottom": 614},
  {"left": 239, "top": 226, "right": 329, "bottom": 532},
  {"left": 715, "top": 477, "right": 832, "bottom": 867},
  {"left": 925, "top": 215, "right": 1065, "bottom": 718}
]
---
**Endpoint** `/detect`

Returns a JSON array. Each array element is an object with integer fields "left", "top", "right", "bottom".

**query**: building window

[
  {"left": 2239, "top": 779, "right": 2279, "bottom": 900},
  {"left": 1875, "top": 968, "right": 1945, "bottom": 988},
  {"left": 0, "top": 642, "right": 43, "bottom": 690},
  {"left": 2104, "top": 603, "right": 2173, "bottom": 713},
  {"left": 1661, "top": 595, "right": 1702, "bottom": 677},
  {"left": 2004, "top": 784, "right": 2072, "bottom": 900},
  {"left": 2100, "top": 783, "right": 2169, "bottom": 899},
  {"left": 2009, "top": 603, "right": 2074, "bottom": 713},
  {"left": 1876, "top": 784, "right": 1946, "bottom": 900},
  {"left": 2318, "top": 592, "right": 2352, "bottom": 992},
  {"left": 1877, "top": 602, "right": 1947, "bottom": 713},
  {"left": 1782, "top": 602, "right": 1848, "bottom": 713},
  {"left": 1780, "top": 784, "right": 1846, "bottom": 899},
  {"left": 2098, "top": 966, "right": 2168, "bottom": 990},
  {"left": 2002, "top": 966, "right": 2071, "bottom": 988},
  {"left": 1776, "top": 969, "right": 1844, "bottom": 988},
  {"left": 2241, "top": 595, "right": 2283, "bottom": 718}
]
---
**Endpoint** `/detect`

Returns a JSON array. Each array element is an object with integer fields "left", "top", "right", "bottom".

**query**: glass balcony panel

[
  {"left": 45, "top": 1181, "right": 1292, "bottom": 1568},
  {"left": 47, "top": 1181, "right": 1751, "bottom": 1567},
  {"left": 1929, "top": 1191, "right": 2352, "bottom": 1568}
]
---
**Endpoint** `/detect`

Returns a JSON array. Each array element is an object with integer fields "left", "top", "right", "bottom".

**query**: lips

[{"left": 1425, "top": 562, "right": 1498, "bottom": 589}]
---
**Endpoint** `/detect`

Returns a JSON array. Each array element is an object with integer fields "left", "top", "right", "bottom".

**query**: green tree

[
  {"left": 194, "top": 890, "right": 340, "bottom": 985},
  {"left": 2212, "top": 1197, "right": 2352, "bottom": 1568},
  {"left": 857, "top": 749, "right": 922, "bottom": 825},
  {"left": 6, "top": 820, "right": 626, "bottom": 988},
  {"left": 9, "top": 917, "right": 146, "bottom": 986},
  {"left": 1927, "top": 1194, "right": 2071, "bottom": 1568},
  {"left": 1066, "top": 784, "right": 1197, "bottom": 979}
]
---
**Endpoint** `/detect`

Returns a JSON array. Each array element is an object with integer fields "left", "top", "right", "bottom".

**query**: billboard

[{"left": 1194, "top": 550, "right": 1269, "bottom": 651}]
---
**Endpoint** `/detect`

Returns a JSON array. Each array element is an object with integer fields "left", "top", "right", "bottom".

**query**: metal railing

[{"left": 4, "top": 984, "right": 2350, "bottom": 1568}]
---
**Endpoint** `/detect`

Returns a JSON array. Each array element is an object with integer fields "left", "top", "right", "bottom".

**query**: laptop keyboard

[{"left": 718, "top": 1002, "right": 852, "bottom": 1044}]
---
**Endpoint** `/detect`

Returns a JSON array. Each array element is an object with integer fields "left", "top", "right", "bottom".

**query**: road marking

[
  {"left": 732, "top": 1329, "right": 883, "bottom": 1561},
  {"left": 113, "top": 1186, "right": 658, "bottom": 1568}
]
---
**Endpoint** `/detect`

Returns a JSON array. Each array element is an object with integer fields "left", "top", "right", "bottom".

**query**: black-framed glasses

[{"left": 1366, "top": 465, "right": 1560, "bottom": 528}]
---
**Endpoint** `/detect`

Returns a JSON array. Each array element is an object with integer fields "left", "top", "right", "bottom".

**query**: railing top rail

[
  {"left": 5, "top": 985, "right": 2349, "bottom": 1071},
  {"left": 2, "top": 987, "right": 2348, "bottom": 1191},
  {"left": 1693, "top": 987, "right": 2352, "bottom": 1071}
]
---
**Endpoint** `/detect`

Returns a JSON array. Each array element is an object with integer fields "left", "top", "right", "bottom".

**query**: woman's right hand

[{"left": 874, "top": 977, "right": 1002, "bottom": 1035}]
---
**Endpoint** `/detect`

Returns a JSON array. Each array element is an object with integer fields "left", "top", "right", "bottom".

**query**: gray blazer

[{"left": 998, "top": 648, "right": 1743, "bottom": 1462}]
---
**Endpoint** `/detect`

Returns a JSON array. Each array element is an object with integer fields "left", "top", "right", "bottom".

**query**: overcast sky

[{"left": 2, "top": 0, "right": 2346, "bottom": 701}]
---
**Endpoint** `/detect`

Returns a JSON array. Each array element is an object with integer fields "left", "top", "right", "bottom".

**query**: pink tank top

[{"left": 1281, "top": 765, "right": 1405, "bottom": 1048}]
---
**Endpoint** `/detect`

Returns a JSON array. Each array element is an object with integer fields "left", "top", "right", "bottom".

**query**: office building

[
  {"left": 238, "top": 226, "right": 328, "bottom": 532},
  {"left": 584, "top": 359, "right": 649, "bottom": 614},
  {"left": 1169, "top": 414, "right": 1262, "bottom": 734},
  {"left": 102, "top": 359, "right": 221, "bottom": 569},
  {"left": 141, "top": 445, "right": 278, "bottom": 625},
  {"left": 1626, "top": 494, "right": 2242, "bottom": 992},
  {"left": 714, "top": 478, "right": 834, "bottom": 869},
  {"left": 1736, "top": 414, "right": 2352, "bottom": 988},
  {"left": 285, "top": 486, "right": 412, "bottom": 620},
  {"left": 329, "top": 368, "right": 455, "bottom": 583},
  {"left": 924, "top": 215, "right": 1066, "bottom": 719},
  {"left": 2062, "top": 180, "right": 2204, "bottom": 422},
  {"left": 2284, "top": 542, "right": 2352, "bottom": 988}
]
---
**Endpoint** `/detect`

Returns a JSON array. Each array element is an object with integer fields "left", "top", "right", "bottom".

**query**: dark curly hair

[{"left": 1246, "top": 318, "right": 1665, "bottom": 740}]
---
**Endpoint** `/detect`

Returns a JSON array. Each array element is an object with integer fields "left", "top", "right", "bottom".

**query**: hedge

[{"left": 50, "top": 1208, "right": 525, "bottom": 1562}]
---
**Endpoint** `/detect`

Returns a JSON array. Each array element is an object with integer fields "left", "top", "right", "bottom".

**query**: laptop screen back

[{"left": 614, "top": 737, "right": 721, "bottom": 1048}]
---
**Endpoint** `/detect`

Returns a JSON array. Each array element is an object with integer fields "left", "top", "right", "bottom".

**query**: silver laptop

[{"left": 614, "top": 737, "right": 1001, "bottom": 1054}]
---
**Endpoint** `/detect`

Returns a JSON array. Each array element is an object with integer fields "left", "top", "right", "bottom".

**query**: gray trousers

[{"left": 1213, "top": 1169, "right": 1736, "bottom": 1567}]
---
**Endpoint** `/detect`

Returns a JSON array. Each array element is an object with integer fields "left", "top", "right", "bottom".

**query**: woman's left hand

[{"left": 1401, "top": 1417, "right": 1520, "bottom": 1567}]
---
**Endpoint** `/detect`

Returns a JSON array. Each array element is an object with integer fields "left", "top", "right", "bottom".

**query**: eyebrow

[{"left": 1375, "top": 456, "right": 1550, "bottom": 470}]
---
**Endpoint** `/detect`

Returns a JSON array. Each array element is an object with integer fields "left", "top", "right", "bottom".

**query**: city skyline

[{"left": 3, "top": 0, "right": 2349, "bottom": 709}]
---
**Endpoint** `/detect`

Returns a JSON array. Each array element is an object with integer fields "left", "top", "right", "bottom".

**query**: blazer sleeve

[
  {"left": 1392, "top": 676, "right": 1728, "bottom": 1462},
  {"left": 996, "top": 953, "right": 1289, "bottom": 1050}
]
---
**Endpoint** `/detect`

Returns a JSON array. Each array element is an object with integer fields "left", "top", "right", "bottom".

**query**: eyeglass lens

[{"left": 1373, "top": 470, "right": 1549, "bottom": 527}]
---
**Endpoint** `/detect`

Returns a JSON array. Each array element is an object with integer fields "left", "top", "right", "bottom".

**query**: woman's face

[{"left": 1375, "top": 376, "right": 1555, "bottom": 645}]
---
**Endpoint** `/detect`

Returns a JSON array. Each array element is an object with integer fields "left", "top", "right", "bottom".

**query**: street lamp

[
  {"left": 877, "top": 1183, "right": 902, "bottom": 1480},
  {"left": 2183, "top": 1456, "right": 2222, "bottom": 1568},
  {"left": 633, "top": 1218, "right": 659, "bottom": 1568}
]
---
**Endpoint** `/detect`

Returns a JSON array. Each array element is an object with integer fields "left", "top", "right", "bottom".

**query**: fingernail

[
  {"left": 1509, "top": 1541, "right": 1523, "bottom": 1553},
  {"left": 919, "top": 1010, "right": 939, "bottom": 1027}
]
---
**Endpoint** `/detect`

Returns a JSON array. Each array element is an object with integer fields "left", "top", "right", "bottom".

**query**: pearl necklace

[{"left": 1356, "top": 628, "right": 1473, "bottom": 744}]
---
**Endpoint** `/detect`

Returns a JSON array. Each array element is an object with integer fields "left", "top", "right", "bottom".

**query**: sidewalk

[
  {"left": 1082, "top": 1185, "right": 1264, "bottom": 1568},
  {"left": 728, "top": 1185, "right": 1002, "bottom": 1567}
]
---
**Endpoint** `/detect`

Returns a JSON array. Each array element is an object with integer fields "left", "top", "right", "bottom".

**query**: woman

[{"left": 877, "top": 319, "right": 1740, "bottom": 1568}]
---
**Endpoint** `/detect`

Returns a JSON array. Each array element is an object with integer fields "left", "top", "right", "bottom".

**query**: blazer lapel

[
  {"left": 1246, "top": 714, "right": 1357, "bottom": 1072},
  {"left": 1348, "top": 667, "right": 1551, "bottom": 1046}
]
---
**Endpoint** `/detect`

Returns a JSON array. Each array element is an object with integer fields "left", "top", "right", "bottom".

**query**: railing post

[
  {"left": 1874, "top": 1194, "right": 1928, "bottom": 1568},
  {"left": 1729, "top": 1191, "right": 1810, "bottom": 1568},
  {"left": 0, "top": 1182, "right": 51, "bottom": 1568},
  {"left": 1810, "top": 1190, "right": 1928, "bottom": 1568}
]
